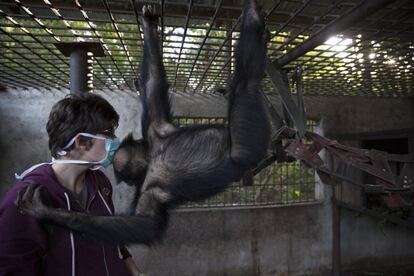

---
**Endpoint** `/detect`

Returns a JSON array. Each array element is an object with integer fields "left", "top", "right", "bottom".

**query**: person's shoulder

[{"left": 0, "top": 180, "right": 33, "bottom": 210}]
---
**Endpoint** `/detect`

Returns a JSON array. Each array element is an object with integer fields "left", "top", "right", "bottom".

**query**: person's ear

[{"left": 73, "top": 135, "right": 92, "bottom": 152}]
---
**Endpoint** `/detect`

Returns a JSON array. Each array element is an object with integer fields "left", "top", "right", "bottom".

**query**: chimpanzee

[{"left": 16, "top": 0, "right": 270, "bottom": 245}]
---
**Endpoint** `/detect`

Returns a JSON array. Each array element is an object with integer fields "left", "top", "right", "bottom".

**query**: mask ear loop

[
  {"left": 57, "top": 133, "right": 80, "bottom": 157},
  {"left": 57, "top": 133, "right": 106, "bottom": 156},
  {"left": 16, "top": 134, "right": 113, "bottom": 179},
  {"left": 57, "top": 133, "right": 109, "bottom": 170}
]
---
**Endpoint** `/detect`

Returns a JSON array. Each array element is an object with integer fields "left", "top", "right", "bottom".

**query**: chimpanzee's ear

[
  {"left": 120, "top": 133, "right": 148, "bottom": 151},
  {"left": 120, "top": 133, "right": 135, "bottom": 148},
  {"left": 113, "top": 148, "right": 129, "bottom": 175}
]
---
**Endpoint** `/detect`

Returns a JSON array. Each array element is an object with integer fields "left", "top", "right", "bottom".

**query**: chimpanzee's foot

[
  {"left": 243, "top": 0, "right": 264, "bottom": 31},
  {"left": 142, "top": 3, "right": 160, "bottom": 21},
  {"left": 263, "top": 27, "right": 270, "bottom": 43},
  {"left": 235, "top": 0, "right": 266, "bottom": 80},
  {"left": 239, "top": 0, "right": 266, "bottom": 52}
]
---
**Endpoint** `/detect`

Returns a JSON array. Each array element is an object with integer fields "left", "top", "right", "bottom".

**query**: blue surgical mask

[
  {"left": 56, "top": 133, "right": 121, "bottom": 168},
  {"left": 100, "top": 136, "right": 121, "bottom": 168},
  {"left": 15, "top": 133, "right": 121, "bottom": 180}
]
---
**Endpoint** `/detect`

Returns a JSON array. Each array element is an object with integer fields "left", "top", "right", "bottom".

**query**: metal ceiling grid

[{"left": 0, "top": 0, "right": 413, "bottom": 97}]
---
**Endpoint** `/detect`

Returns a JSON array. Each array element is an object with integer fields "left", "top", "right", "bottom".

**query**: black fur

[
  {"left": 18, "top": 0, "right": 271, "bottom": 246},
  {"left": 114, "top": 134, "right": 148, "bottom": 187}
]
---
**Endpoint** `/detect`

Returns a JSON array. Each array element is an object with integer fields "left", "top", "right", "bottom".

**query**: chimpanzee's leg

[
  {"left": 139, "top": 4, "right": 175, "bottom": 139},
  {"left": 228, "top": 0, "right": 271, "bottom": 169}
]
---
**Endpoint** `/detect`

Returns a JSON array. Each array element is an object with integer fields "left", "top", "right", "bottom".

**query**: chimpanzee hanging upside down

[{"left": 16, "top": 0, "right": 271, "bottom": 245}]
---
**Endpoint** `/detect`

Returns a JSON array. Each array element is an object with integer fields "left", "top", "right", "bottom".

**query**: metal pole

[
  {"left": 70, "top": 49, "right": 88, "bottom": 94},
  {"left": 274, "top": 0, "right": 397, "bottom": 68},
  {"left": 55, "top": 42, "right": 105, "bottom": 94}
]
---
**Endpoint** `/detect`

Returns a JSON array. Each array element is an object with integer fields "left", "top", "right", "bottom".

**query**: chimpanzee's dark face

[{"left": 113, "top": 135, "right": 148, "bottom": 187}]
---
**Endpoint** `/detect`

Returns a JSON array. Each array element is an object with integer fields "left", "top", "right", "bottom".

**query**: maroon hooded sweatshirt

[{"left": 0, "top": 164, "right": 132, "bottom": 276}]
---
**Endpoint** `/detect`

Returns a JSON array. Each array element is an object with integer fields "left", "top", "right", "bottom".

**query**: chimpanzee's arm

[
  {"left": 43, "top": 210, "right": 163, "bottom": 246},
  {"left": 15, "top": 184, "right": 166, "bottom": 246},
  {"left": 138, "top": 4, "right": 175, "bottom": 139}
]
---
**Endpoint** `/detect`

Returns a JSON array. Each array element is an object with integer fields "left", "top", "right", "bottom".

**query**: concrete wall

[
  {"left": 304, "top": 95, "right": 414, "bottom": 272},
  {"left": 341, "top": 208, "right": 414, "bottom": 271},
  {"left": 131, "top": 201, "right": 333, "bottom": 276},
  {"left": 268, "top": 94, "right": 414, "bottom": 137},
  {"left": 1, "top": 88, "right": 414, "bottom": 275}
]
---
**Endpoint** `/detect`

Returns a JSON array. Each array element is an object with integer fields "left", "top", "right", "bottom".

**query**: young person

[{"left": 0, "top": 93, "right": 142, "bottom": 276}]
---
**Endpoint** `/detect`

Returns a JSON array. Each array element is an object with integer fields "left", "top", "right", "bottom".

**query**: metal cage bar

[{"left": 0, "top": 0, "right": 412, "bottom": 97}]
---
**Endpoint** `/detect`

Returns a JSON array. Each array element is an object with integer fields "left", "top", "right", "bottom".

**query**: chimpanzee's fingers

[
  {"left": 14, "top": 187, "right": 26, "bottom": 210},
  {"left": 33, "top": 185, "right": 50, "bottom": 205},
  {"left": 22, "top": 183, "right": 40, "bottom": 203}
]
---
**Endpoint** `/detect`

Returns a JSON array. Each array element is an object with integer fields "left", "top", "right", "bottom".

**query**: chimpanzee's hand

[{"left": 14, "top": 183, "right": 51, "bottom": 220}]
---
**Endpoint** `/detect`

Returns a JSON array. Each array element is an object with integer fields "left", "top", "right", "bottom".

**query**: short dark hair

[{"left": 46, "top": 93, "right": 119, "bottom": 158}]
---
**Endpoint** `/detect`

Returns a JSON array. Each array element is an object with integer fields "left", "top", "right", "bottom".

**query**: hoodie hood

[{"left": 19, "top": 164, "right": 102, "bottom": 212}]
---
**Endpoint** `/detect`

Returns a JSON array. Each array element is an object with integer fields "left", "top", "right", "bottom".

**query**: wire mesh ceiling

[{"left": 0, "top": 0, "right": 413, "bottom": 97}]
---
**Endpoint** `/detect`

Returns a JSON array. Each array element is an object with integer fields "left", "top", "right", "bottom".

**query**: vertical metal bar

[
  {"left": 269, "top": 0, "right": 313, "bottom": 41},
  {"left": 299, "top": 10, "right": 413, "bottom": 79},
  {"left": 42, "top": 0, "right": 114, "bottom": 89},
  {"left": 0, "top": 56, "right": 61, "bottom": 89},
  {"left": 193, "top": 16, "right": 241, "bottom": 93},
  {"left": 264, "top": 0, "right": 283, "bottom": 21},
  {"left": 286, "top": 163, "right": 289, "bottom": 203},
  {"left": 0, "top": 69, "right": 49, "bottom": 90},
  {"left": 265, "top": 59, "right": 307, "bottom": 137},
  {"left": 55, "top": 42, "right": 106, "bottom": 93},
  {"left": 102, "top": 0, "right": 135, "bottom": 72},
  {"left": 274, "top": 0, "right": 398, "bottom": 68},
  {"left": 202, "top": 51, "right": 232, "bottom": 93},
  {"left": 297, "top": 0, "right": 411, "bottom": 70},
  {"left": 0, "top": 28, "right": 70, "bottom": 82},
  {"left": 183, "top": 0, "right": 224, "bottom": 92},
  {"left": 270, "top": 0, "right": 343, "bottom": 56},
  {"left": 280, "top": 164, "right": 284, "bottom": 204},
  {"left": 332, "top": 195, "right": 341, "bottom": 276},
  {"left": 130, "top": 0, "right": 143, "bottom": 42},
  {"left": 173, "top": 0, "right": 194, "bottom": 90},
  {"left": 1, "top": 43, "right": 67, "bottom": 86},
  {"left": 160, "top": 0, "right": 165, "bottom": 54},
  {"left": 293, "top": 163, "right": 296, "bottom": 202},
  {"left": 74, "top": 1, "right": 133, "bottom": 90}
]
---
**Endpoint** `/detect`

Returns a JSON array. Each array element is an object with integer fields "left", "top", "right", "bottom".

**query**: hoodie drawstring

[
  {"left": 15, "top": 163, "right": 51, "bottom": 180},
  {"left": 98, "top": 190, "right": 124, "bottom": 260},
  {"left": 64, "top": 192, "right": 76, "bottom": 276}
]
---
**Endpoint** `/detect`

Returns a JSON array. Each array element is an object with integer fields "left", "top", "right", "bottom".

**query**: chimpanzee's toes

[
  {"left": 14, "top": 186, "right": 26, "bottom": 213},
  {"left": 263, "top": 27, "right": 271, "bottom": 43}
]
